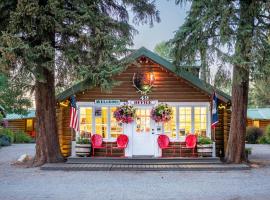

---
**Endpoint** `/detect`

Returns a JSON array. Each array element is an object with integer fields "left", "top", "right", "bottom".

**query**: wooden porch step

[
  {"left": 41, "top": 163, "right": 250, "bottom": 171},
  {"left": 66, "top": 157, "right": 221, "bottom": 165}
]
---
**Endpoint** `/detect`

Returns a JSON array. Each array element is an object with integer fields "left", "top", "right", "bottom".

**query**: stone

[{"left": 17, "top": 154, "right": 31, "bottom": 163}]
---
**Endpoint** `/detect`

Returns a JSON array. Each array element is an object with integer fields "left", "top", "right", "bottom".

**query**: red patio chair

[
  {"left": 181, "top": 134, "right": 197, "bottom": 157},
  {"left": 157, "top": 135, "right": 176, "bottom": 157},
  {"left": 91, "top": 134, "right": 107, "bottom": 156},
  {"left": 111, "top": 134, "right": 129, "bottom": 157}
]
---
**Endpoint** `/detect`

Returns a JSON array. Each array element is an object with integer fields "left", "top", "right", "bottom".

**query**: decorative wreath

[
  {"left": 151, "top": 103, "right": 173, "bottom": 123},
  {"left": 113, "top": 105, "right": 136, "bottom": 124}
]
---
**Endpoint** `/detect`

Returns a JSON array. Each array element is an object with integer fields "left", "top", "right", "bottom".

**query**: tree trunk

[
  {"left": 199, "top": 45, "right": 209, "bottom": 83},
  {"left": 33, "top": 68, "right": 64, "bottom": 166},
  {"left": 225, "top": 0, "right": 254, "bottom": 163}
]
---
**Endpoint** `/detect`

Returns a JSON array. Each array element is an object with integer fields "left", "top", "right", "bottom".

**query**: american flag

[{"left": 69, "top": 95, "right": 79, "bottom": 131}]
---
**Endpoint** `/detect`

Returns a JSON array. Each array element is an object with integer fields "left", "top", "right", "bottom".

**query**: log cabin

[
  {"left": 55, "top": 47, "right": 232, "bottom": 158},
  {"left": 4, "top": 110, "right": 36, "bottom": 138},
  {"left": 247, "top": 108, "right": 270, "bottom": 131}
]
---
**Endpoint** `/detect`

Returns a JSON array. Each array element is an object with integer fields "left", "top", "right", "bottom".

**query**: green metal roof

[
  {"left": 247, "top": 108, "right": 270, "bottom": 120},
  {"left": 4, "top": 110, "right": 35, "bottom": 120},
  {"left": 57, "top": 47, "right": 231, "bottom": 102}
]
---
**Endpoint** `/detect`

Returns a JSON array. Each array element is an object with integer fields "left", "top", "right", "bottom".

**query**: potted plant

[
  {"left": 197, "top": 136, "right": 213, "bottom": 157},
  {"left": 75, "top": 137, "right": 91, "bottom": 157},
  {"left": 151, "top": 103, "right": 173, "bottom": 123},
  {"left": 113, "top": 104, "right": 136, "bottom": 124},
  {"left": 245, "top": 147, "right": 252, "bottom": 160}
]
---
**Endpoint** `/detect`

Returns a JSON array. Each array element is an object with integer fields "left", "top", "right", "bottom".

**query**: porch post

[{"left": 212, "top": 141, "right": 216, "bottom": 157}]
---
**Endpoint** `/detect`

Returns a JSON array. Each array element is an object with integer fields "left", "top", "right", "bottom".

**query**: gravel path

[{"left": 0, "top": 144, "right": 270, "bottom": 200}]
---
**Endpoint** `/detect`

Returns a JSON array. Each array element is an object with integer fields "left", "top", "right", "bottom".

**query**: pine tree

[
  {"left": 0, "top": 0, "right": 160, "bottom": 166},
  {"left": 154, "top": 41, "right": 173, "bottom": 61},
  {"left": 0, "top": 74, "right": 32, "bottom": 115},
  {"left": 173, "top": 0, "right": 270, "bottom": 163},
  {"left": 170, "top": 2, "right": 211, "bottom": 83}
]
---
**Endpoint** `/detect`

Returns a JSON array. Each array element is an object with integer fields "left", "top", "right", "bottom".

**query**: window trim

[
  {"left": 77, "top": 102, "right": 211, "bottom": 141},
  {"left": 164, "top": 102, "right": 211, "bottom": 140},
  {"left": 77, "top": 102, "right": 121, "bottom": 142}
]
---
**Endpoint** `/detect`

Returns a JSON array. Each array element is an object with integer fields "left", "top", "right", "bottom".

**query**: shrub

[
  {"left": 198, "top": 136, "right": 212, "bottom": 144},
  {"left": 245, "top": 147, "right": 252, "bottom": 155},
  {"left": 13, "top": 131, "right": 32, "bottom": 143},
  {"left": 258, "top": 135, "right": 270, "bottom": 144},
  {"left": 265, "top": 124, "right": 270, "bottom": 138},
  {"left": 246, "top": 126, "right": 263, "bottom": 144},
  {"left": 0, "top": 134, "right": 11, "bottom": 146},
  {"left": 76, "top": 137, "right": 90, "bottom": 144},
  {"left": 258, "top": 124, "right": 270, "bottom": 144},
  {"left": 0, "top": 128, "right": 14, "bottom": 143}
]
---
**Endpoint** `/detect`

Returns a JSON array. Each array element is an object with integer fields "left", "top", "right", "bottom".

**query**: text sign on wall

[
  {"left": 128, "top": 100, "right": 158, "bottom": 105},
  {"left": 95, "top": 99, "right": 120, "bottom": 105}
]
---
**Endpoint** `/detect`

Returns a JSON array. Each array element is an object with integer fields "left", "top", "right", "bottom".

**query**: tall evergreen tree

[
  {"left": 154, "top": 41, "right": 173, "bottom": 61},
  {"left": 0, "top": 74, "right": 32, "bottom": 115},
  {"left": 214, "top": 65, "right": 232, "bottom": 95},
  {"left": 170, "top": 3, "right": 211, "bottom": 83},
  {"left": 0, "top": 0, "right": 160, "bottom": 166},
  {"left": 173, "top": 0, "right": 270, "bottom": 163},
  {"left": 249, "top": 79, "right": 270, "bottom": 107}
]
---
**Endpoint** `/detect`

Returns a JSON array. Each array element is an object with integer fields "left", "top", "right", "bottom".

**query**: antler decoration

[{"left": 132, "top": 72, "right": 154, "bottom": 97}]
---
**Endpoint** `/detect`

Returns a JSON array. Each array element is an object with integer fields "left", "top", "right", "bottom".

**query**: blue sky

[{"left": 131, "top": 1, "right": 191, "bottom": 50}]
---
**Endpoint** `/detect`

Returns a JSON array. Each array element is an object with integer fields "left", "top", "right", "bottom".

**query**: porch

[
  {"left": 72, "top": 140, "right": 216, "bottom": 158},
  {"left": 73, "top": 102, "right": 216, "bottom": 158},
  {"left": 41, "top": 156, "right": 249, "bottom": 171}
]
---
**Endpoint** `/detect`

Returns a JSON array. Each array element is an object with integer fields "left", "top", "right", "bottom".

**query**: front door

[{"left": 132, "top": 107, "right": 155, "bottom": 156}]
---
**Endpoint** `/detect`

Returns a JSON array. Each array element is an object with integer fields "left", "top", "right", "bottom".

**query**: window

[
  {"left": 179, "top": 107, "right": 192, "bottom": 137},
  {"left": 194, "top": 107, "right": 207, "bottom": 137},
  {"left": 78, "top": 103, "right": 210, "bottom": 141},
  {"left": 26, "top": 119, "right": 34, "bottom": 131},
  {"left": 253, "top": 120, "right": 260, "bottom": 127},
  {"left": 95, "top": 107, "right": 108, "bottom": 138},
  {"left": 136, "top": 109, "right": 151, "bottom": 133},
  {"left": 164, "top": 107, "right": 177, "bottom": 138},
  {"left": 110, "top": 107, "right": 123, "bottom": 138},
  {"left": 80, "top": 107, "right": 92, "bottom": 137}
]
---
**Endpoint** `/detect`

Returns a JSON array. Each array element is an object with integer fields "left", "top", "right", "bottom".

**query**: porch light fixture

[
  {"left": 149, "top": 71, "right": 155, "bottom": 84},
  {"left": 60, "top": 100, "right": 69, "bottom": 107}
]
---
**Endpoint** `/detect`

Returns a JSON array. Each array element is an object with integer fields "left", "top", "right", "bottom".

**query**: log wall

[
  {"left": 247, "top": 119, "right": 270, "bottom": 131},
  {"left": 214, "top": 102, "right": 231, "bottom": 157},
  {"left": 7, "top": 119, "right": 26, "bottom": 132},
  {"left": 75, "top": 64, "right": 211, "bottom": 102},
  {"left": 58, "top": 62, "right": 230, "bottom": 158},
  {"left": 57, "top": 106, "right": 73, "bottom": 157}
]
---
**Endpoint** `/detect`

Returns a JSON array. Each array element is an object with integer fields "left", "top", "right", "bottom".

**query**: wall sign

[
  {"left": 128, "top": 100, "right": 158, "bottom": 105},
  {"left": 95, "top": 107, "right": 102, "bottom": 117},
  {"left": 95, "top": 99, "right": 120, "bottom": 105}
]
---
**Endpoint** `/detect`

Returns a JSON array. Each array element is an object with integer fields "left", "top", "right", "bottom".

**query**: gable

[
  {"left": 75, "top": 63, "right": 210, "bottom": 102},
  {"left": 57, "top": 47, "right": 231, "bottom": 103}
]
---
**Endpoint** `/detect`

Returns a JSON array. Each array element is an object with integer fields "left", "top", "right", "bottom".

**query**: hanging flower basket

[
  {"left": 151, "top": 103, "right": 173, "bottom": 123},
  {"left": 113, "top": 105, "right": 136, "bottom": 124}
]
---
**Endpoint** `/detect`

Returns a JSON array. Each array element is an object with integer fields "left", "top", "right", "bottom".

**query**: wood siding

[
  {"left": 214, "top": 102, "right": 231, "bottom": 157},
  {"left": 76, "top": 64, "right": 211, "bottom": 102},
  {"left": 57, "top": 106, "right": 72, "bottom": 157},
  {"left": 58, "top": 61, "right": 230, "bottom": 158},
  {"left": 247, "top": 119, "right": 270, "bottom": 131},
  {"left": 7, "top": 119, "right": 26, "bottom": 132}
]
